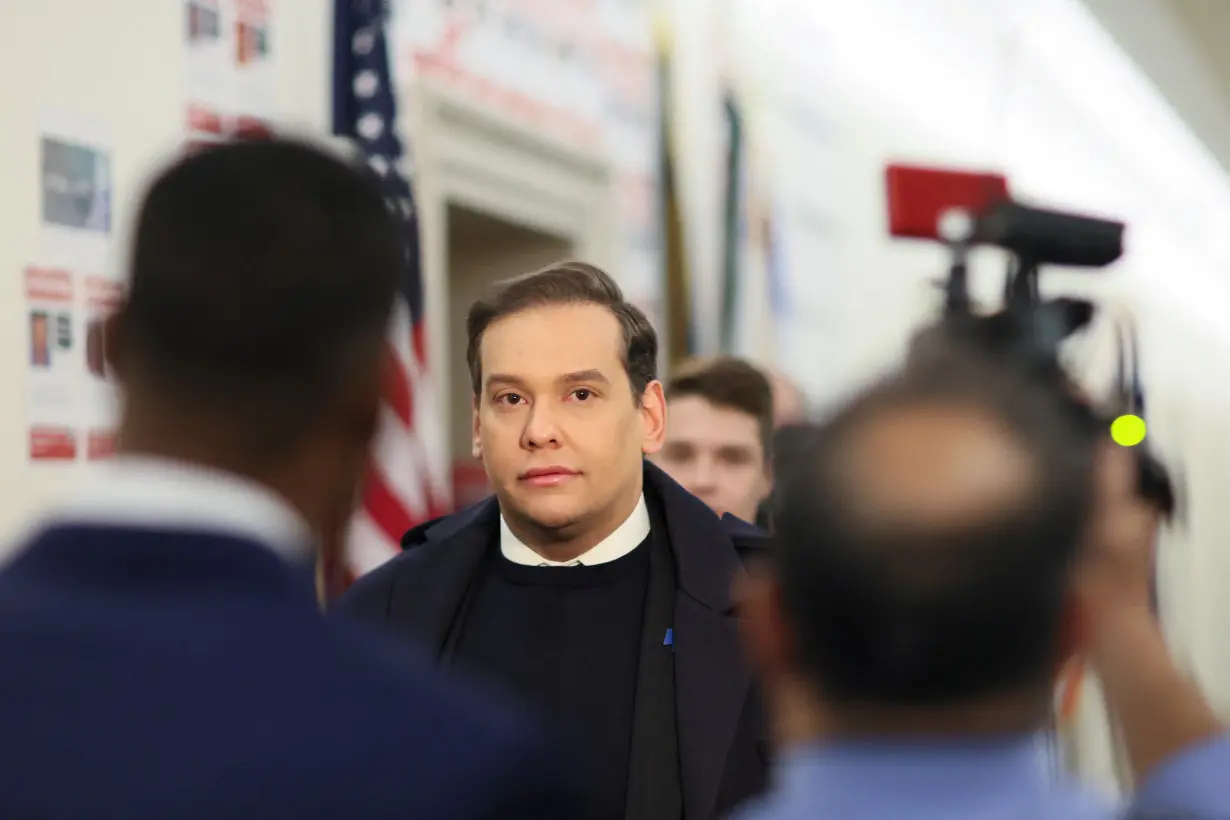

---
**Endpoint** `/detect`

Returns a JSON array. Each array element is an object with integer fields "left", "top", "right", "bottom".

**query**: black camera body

[{"left": 888, "top": 167, "right": 1176, "bottom": 519}]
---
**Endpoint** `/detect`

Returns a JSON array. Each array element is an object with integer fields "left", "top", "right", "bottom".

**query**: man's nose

[
  {"left": 521, "top": 404, "right": 561, "bottom": 449},
  {"left": 689, "top": 455, "right": 718, "bottom": 492}
]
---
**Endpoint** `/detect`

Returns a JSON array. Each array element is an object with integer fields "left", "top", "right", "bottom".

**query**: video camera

[{"left": 885, "top": 164, "right": 1176, "bottom": 520}]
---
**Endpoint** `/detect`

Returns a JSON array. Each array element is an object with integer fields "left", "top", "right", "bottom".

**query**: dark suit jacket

[
  {"left": 337, "top": 462, "right": 773, "bottom": 820},
  {"left": 0, "top": 523, "right": 576, "bottom": 820}
]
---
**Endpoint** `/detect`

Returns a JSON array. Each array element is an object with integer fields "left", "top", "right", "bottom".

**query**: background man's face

[
  {"left": 473, "top": 302, "right": 663, "bottom": 533},
  {"left": 654, "top": 395, "right": 770, "bottom": 522}
]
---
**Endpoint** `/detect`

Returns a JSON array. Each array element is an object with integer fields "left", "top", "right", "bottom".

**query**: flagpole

[
  {"left": 718, "top": 92, "right": 743, "bottom": 354},
  {"left": 654, "top": 7, "right": 693, "bottom": 369}
]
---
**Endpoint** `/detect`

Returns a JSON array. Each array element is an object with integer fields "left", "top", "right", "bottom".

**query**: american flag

[{"left": 331, "top": 0, "right": 451, "bottom": 587}]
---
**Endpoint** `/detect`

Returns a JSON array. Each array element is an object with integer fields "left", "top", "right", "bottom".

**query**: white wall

[
  {"left": 0, "top": 0, "right": 331, "bottom": 553},
  {"left": 672, "top": 0, "right": 1230, "bottom": 400}
]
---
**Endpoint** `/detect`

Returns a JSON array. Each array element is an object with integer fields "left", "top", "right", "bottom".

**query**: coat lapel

[
  {"left": 645, "top": 464, "right": 752, "bottom": 820},
  {"left": 384, "top": 498, "right": 499, "bottom": 656}
]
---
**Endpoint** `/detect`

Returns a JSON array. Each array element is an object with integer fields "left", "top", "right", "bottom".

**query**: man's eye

[
  {"left": 497, "top": 393, "right": 524, "bottom": 406},
  {"left": 572, "top": 389, "right": 592, "bottom": 401}
]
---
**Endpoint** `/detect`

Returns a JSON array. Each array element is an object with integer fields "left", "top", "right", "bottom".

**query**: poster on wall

[
  {"left": 38, "top": 113, "right": 112, "bottom": 267},
  {"left": 183, "top": 0, "right": 276, "bottom": 147},
  {"left": 231, "top": 0, "right": 274, "bottom": 128},
  {"left": 24, "top": 267, "right": 78, "bottom": 462},
  {"left": 81, "top": 276, "right": 123, "bottom": 460},
  {"left": 32, "top": 113, "right": 118, "bottom": 463},
  {"left": 184, "top": 0, "right": 228, "bottom": 147}
]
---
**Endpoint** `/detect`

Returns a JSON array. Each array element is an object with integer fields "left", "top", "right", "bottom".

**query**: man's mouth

[{"left": 518, "top": 467, "right": 581, "bottom": 487}]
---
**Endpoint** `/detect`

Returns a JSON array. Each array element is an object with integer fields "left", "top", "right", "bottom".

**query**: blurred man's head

[
  {"left": 740, "top": 351, "right": 1100, "bottom": 738},
  {"left": 655, "top": 356, "right": 773, "bottom": 522},
  {"left": 107, "top": 138, "right": 401, "bottom": 559},
  {"left": 466, "top": 262, "right": 666, "bottom": 558}
]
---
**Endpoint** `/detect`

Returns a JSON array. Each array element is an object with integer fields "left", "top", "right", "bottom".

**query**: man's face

[
  {"left": 654, "top": 395, "right": 770, "bottom": 522},
  {"left": 473, "top": 302, "right": 665, "bottom": 534}
]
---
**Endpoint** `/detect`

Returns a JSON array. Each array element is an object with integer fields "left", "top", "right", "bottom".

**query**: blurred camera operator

[{"left": 731, "top": 348, "right": 1228, "bottom": 820}]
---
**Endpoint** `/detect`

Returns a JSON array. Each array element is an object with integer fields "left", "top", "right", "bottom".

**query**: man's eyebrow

[
  {"left": 484, "top": 371, "right": 610, "bottom": 389},
  {"left": 561, "top": 369, "right": 610, "bottom": 385},
  {"left": 484, "top": 373, "right": 528, "bottom": 390}
]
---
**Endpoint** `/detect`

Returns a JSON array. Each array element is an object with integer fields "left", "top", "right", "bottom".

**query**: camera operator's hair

[
  {"left": 667, "top": 356, "right": 775, "bottom": 458},
  {"left": 465, "top": 261, "right": 658, "bottom": 402},
  {"left": 119, "top": 138, "right": 401, "bottom": 454},
  {"left": 773, "top": 349, "right": 1098, "bottom": 706}
]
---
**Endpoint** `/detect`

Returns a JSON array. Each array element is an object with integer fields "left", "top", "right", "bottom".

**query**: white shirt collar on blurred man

[{"left": 48, "top": 456, "right": 314, "bottom": 563}]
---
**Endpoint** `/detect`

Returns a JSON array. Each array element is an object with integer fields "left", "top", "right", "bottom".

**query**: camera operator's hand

[
  {"left": 1076, "top": 443, "right": 1157, "bottom": 623},
  {"left": 1077, "top": 442, "right": 1223, "bottom": 787}
]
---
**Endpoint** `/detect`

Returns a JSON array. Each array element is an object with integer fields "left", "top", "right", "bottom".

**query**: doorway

[{"left": 445, "top": 202, "right": 574, "bottom": 506}]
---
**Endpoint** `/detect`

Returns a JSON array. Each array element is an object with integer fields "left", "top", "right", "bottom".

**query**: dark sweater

[{"left": 453, "top": 539, "right": 650, "bottom": 820}]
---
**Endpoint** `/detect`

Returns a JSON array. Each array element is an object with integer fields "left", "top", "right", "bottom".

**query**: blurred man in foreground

[
  {"left": 339, "top": 262, "right": 770, "bottom": 820},
  {"left": 654, "top": 356, "right": 774, "bottom": 524},
  {"left": 733, "top": 352, "right": 1229, "bottom": 819},
  {"left": 0, "top": 139, "right": 573, "bottom": 819}
]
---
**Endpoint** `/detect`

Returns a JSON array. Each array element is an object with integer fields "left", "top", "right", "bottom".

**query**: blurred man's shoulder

[
  {"left": 323, "top": 614, "right": 523, "bottom": 729},
  {"left": 317, "top": 618, "right": 568, "bottom": 785},
  {"left": 228, "top": 620, "right": 573, "bottom": 818}
]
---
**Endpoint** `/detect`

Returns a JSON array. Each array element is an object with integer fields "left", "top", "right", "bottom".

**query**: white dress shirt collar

[
  {"left": 500, "top": 494, "right": 650, "bottom": 567},
  {"left": 47, "top": 456, "right": 315, "bottom": 563}
]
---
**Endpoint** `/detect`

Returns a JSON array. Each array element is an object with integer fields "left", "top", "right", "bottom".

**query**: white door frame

[{"left": 406, "top": 77, "right": 617, "bottom": 449}]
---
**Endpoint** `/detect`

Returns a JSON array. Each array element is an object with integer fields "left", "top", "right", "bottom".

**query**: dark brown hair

[
  {"left": 465, "top": 261, "right": 658, "bottom": 401},
  {"left": 121, "top": 138, "right": 400, "bottom": 454},
  {"left": 667, "top": 356, "right": 775, "bottom": 458}
]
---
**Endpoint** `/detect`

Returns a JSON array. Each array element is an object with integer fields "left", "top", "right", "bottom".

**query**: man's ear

[
  {"left": 1054, "top": 590, "right": 1089, "bottom": 723},
  {"left": 734, "top": 566, "right": 792, "bottom": 679},
  {"left": 1056, "top": 586, "right": 1090, "bottom": 670},
  {"left": 102, "top": 308, "right": 128, "bottom": 383},
  {"left": 340, "top": 349, "right": 387, "bottom": 448},
  {"left": 759, "top": 455, "right": 774, "bottom": 502},
  {"left": 639, "top": 379, "right": 667, "bottom": 456},
  {"left": 471, "top": 394, "right": 482, "bottom": 459}
]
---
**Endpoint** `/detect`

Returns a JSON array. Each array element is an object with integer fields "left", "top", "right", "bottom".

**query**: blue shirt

[{"left": 730, "top": 732, "right": 1230, "bottom": 820}]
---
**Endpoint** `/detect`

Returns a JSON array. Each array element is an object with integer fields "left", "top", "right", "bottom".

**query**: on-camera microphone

[{"left": 979, "top": 201, "right": 1124, "bottom": 269}]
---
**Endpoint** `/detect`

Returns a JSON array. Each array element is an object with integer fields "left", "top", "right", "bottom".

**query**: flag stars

[
  {"left": 357, "top": 112, "right": 385, "bottom": 140},
  {"left": 354, "top": 70, "right": 380, "bottom": 98},
  {"left": 353, "top": 28, "right": 375, "bottom": 55}
]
